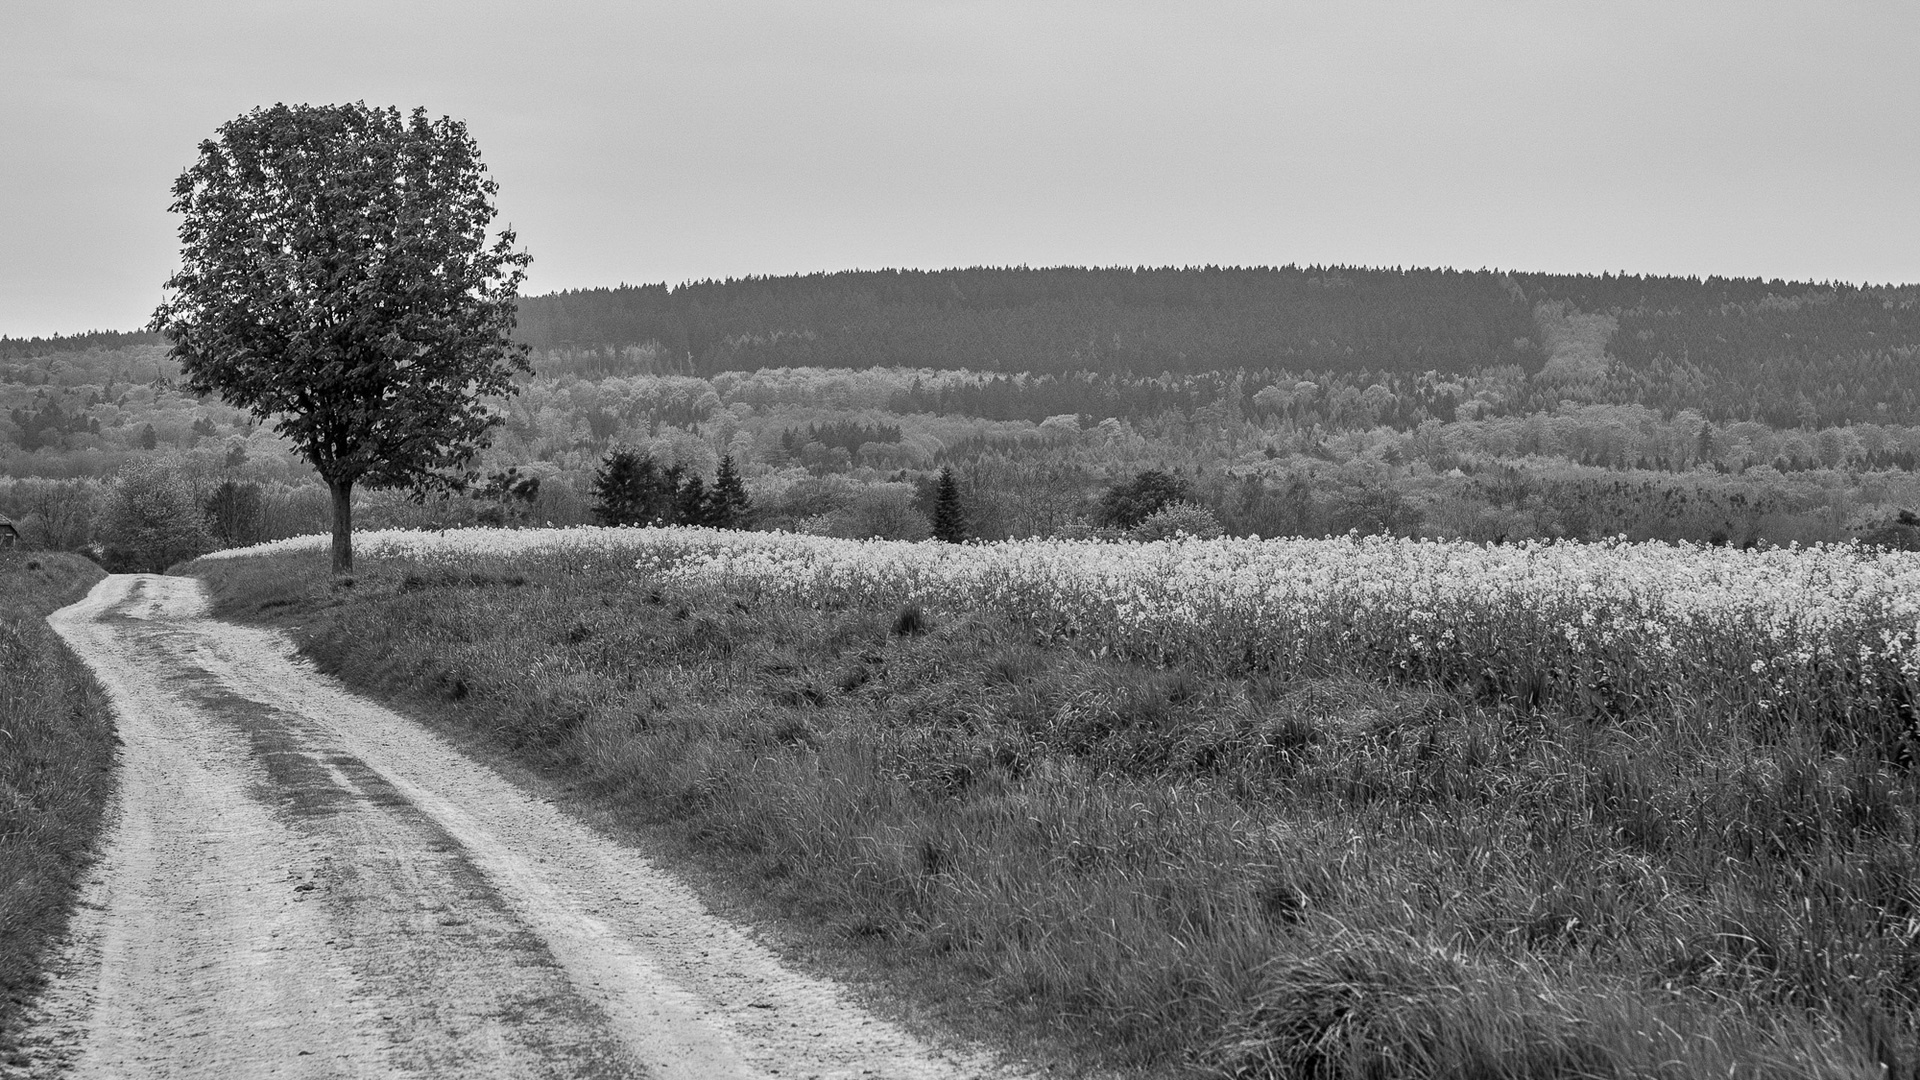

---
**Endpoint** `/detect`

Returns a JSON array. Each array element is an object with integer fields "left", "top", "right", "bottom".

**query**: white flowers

[{"left": 207, "top": 527, "right": 1920, "bottom": 723}]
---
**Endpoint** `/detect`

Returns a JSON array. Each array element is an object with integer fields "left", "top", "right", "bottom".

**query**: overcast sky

[{"left": 2, "top": 1, "right": 1915, "bottom": 337}]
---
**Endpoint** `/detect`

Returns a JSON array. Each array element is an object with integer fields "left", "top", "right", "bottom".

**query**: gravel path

[{"left": 10, "top": 574, "right": 1026, "bottom": 1079}]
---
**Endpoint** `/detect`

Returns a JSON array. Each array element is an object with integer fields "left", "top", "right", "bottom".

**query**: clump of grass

[
  {"left": 892, "top": 603, "right": 928, "bottom": 637},
  {"left": 0, "top": 552, "right": 112, "bottom": 1065},
  {"left": 192, "top": 549, "right": 1920, "bottom": 1079}
]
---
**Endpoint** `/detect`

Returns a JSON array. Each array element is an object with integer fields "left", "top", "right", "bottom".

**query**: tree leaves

[{"left": 151, "top": 102, "right": 531, "bottom": 571}]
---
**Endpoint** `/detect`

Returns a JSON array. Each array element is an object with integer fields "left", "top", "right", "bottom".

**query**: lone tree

[{"left": 151, "top": 102, "right": 532, "bottom": 573}]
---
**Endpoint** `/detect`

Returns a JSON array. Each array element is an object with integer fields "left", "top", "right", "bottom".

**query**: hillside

[
  {"left": 7, "top": 264, "right": 1920, "bottom": 559},
  {"left": 513, "top": 265, "right": 1920, "bottom": 427}
]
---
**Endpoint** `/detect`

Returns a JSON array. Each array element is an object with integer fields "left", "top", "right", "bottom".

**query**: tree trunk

[{"left": 329, "top": 477, "right": 354, "bottom": 575}]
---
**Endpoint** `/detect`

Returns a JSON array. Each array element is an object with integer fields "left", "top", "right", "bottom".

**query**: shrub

[
  {"left": 811, "top": 484, "right": 932, "bottom": 541},
  {"left": 1856, "top": 509, "right": 1920, "bottom": 551},
  {"left": 1130, "top": 500, "right": 1224, "bottom": 541}
]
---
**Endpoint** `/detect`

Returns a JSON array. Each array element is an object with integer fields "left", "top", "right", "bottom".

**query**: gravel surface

[{"left": 10, "top": 574, "right": 1028, "bottom": 1079}]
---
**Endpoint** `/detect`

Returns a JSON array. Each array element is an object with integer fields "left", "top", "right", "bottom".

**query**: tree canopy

[
  {"left": 151, "top": 102, "right": 531, "bottom": 571},
  {"left": 589, "top": 447, "right": 754, "bottom": 530},
  {"left": 99, "top": 460, "right": 208, "bottom": 572},
  {"left": 590, "top": 446, "right": 679, "bottom": 527},
  {"left": 931, "top": 465, "right": 968, "bottom": 543},
  {"left": 1095, "top": 469, "right": 1190, "bottom": 530}
]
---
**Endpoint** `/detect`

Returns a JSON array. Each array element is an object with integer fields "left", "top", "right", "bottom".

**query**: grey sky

[{"left": 2, "top": 1, "right": 1915, "bottom": 338}]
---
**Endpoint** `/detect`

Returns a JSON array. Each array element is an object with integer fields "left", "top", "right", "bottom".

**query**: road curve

[{"left": 11, "top": 574, "right": 1023, "bottom": 1080}]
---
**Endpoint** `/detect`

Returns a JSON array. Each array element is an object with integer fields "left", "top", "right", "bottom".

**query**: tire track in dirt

[{"left": 10, "top": 574, "right": 1028, "bottom": 1079}]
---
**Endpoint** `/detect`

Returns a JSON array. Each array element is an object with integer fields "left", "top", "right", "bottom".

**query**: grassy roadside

[
  {"left": 191, "top": 549, "right": 1918, "bottom": 1079},
  {"left": 0, "top": 552, "right": 111, "bottom": 1065}
]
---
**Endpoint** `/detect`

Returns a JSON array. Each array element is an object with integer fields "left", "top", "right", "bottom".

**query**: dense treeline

[
  {"left": 515, "top": 266, "right": 1920, "bottom": 425},
  {"left": 12, "top": 345, "right": 1920, "bottom": 556},
  {"left": 0, "top": 330, "right": 163, "bottom": 362},
  {"left": 515, "top": 266, "right": 1539, "bottom": 377}
]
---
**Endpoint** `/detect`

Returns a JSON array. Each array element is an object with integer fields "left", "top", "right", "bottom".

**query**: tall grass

[
  {"left": 0, "top": 552, "right": 112, "bottom": 1065},
  {"left": 210, "top": 528, "right": 1920, "bottom": 759},
  {"left": 194, "top": 547, "right": 1918, "bottom": 1079}
]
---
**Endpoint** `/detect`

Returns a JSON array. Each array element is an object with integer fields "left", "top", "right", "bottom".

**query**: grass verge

[
  {"left": 0, "top": 552, "right": 111, "bottom": 1065},
  {"left": 191, "top": 549, "right": 1919, "bottom": 1079}
]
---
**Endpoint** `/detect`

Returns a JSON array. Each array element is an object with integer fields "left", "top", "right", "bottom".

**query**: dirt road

[{"left": 11, "top": 574, "right": 1025, "bottom": 1079}]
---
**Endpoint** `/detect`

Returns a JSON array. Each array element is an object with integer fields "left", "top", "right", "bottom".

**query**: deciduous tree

[
  {"left": 473, "top": 467, "right": 541, "bottom": 527},
  {"left": 203, "top": 479, "right": 265, "bottom": 549},
  {"left": 100, "top": 460, "right": 209, "bottom": 572},
  {"left": 1094, "top": 469, "right": 1189, "bottom": 530},
  {"left": 1130, "top": 500, "right": 1223, "bottom": 541},
  {"left": 151, "top": 102, "right": 532, "bottom": 573}
]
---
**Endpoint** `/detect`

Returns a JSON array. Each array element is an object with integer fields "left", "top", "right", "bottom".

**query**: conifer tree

[
  {"left": 590, "top": 447, "right": 643, "bottom": 526},
  {"left": 675, "top": 475, "right": 711, "bottom": 526},
  {"left": 931, "top": 465, "right": 968, "bottom": 543},
  {"left": 591, "top": 446, "right": 674, "bottom": 526},
  {"left": 706, "top": 454, "right": 753, "bottom": 529}
]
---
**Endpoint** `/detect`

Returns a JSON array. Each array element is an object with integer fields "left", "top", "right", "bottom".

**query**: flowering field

[
  {"left": 214, "top": 526, "right": 1920, "bottom": 745},
  {"left": 199, "top": 529, "right": 1920, "bottom": 1075}
]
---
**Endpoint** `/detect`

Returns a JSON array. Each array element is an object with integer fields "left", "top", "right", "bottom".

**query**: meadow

[
  {"left": 195, "top": 527, "right": 1920, "bottom": 1079},
  {"left": 0, "top": 552, "right": 112, "bottom": 1065}
]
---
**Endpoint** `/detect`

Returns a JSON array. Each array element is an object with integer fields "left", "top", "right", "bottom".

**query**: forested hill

[
  {"left": 0, "top": 330, "right": 162, "bottom": 362},
  {"left": 517, "top": 266, "right": 1545, "bottom": 374},
  {"left": 12, "top": 266, "right": 1920, "bottom": 426},
  {"left": 514, "top": 266, "right": 1920, "bottom": 425}
]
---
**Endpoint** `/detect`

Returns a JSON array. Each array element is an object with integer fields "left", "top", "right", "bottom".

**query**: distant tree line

[
  {"left": 779, "top": 420, "right": 903, "bottom": 455},
  {"left": 514, "top": 266, "right": 1542, "bottom": 377},
  {"left": 511, "top": 267, "right": 1920, "bottom": 427},
  {"left": 0, "top": 330, "right": 163, "bottom": 362}
]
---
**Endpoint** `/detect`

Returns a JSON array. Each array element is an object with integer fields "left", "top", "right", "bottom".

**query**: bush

[
  {"left": 1130, "top": 500, "right": 1224, "bottom": 541},
  {"left": 1856, "top": 509, "right": 1920, "bottom": 551},
  {"left": 809, "top": 483, "right": 932, "bottom": 541}
]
